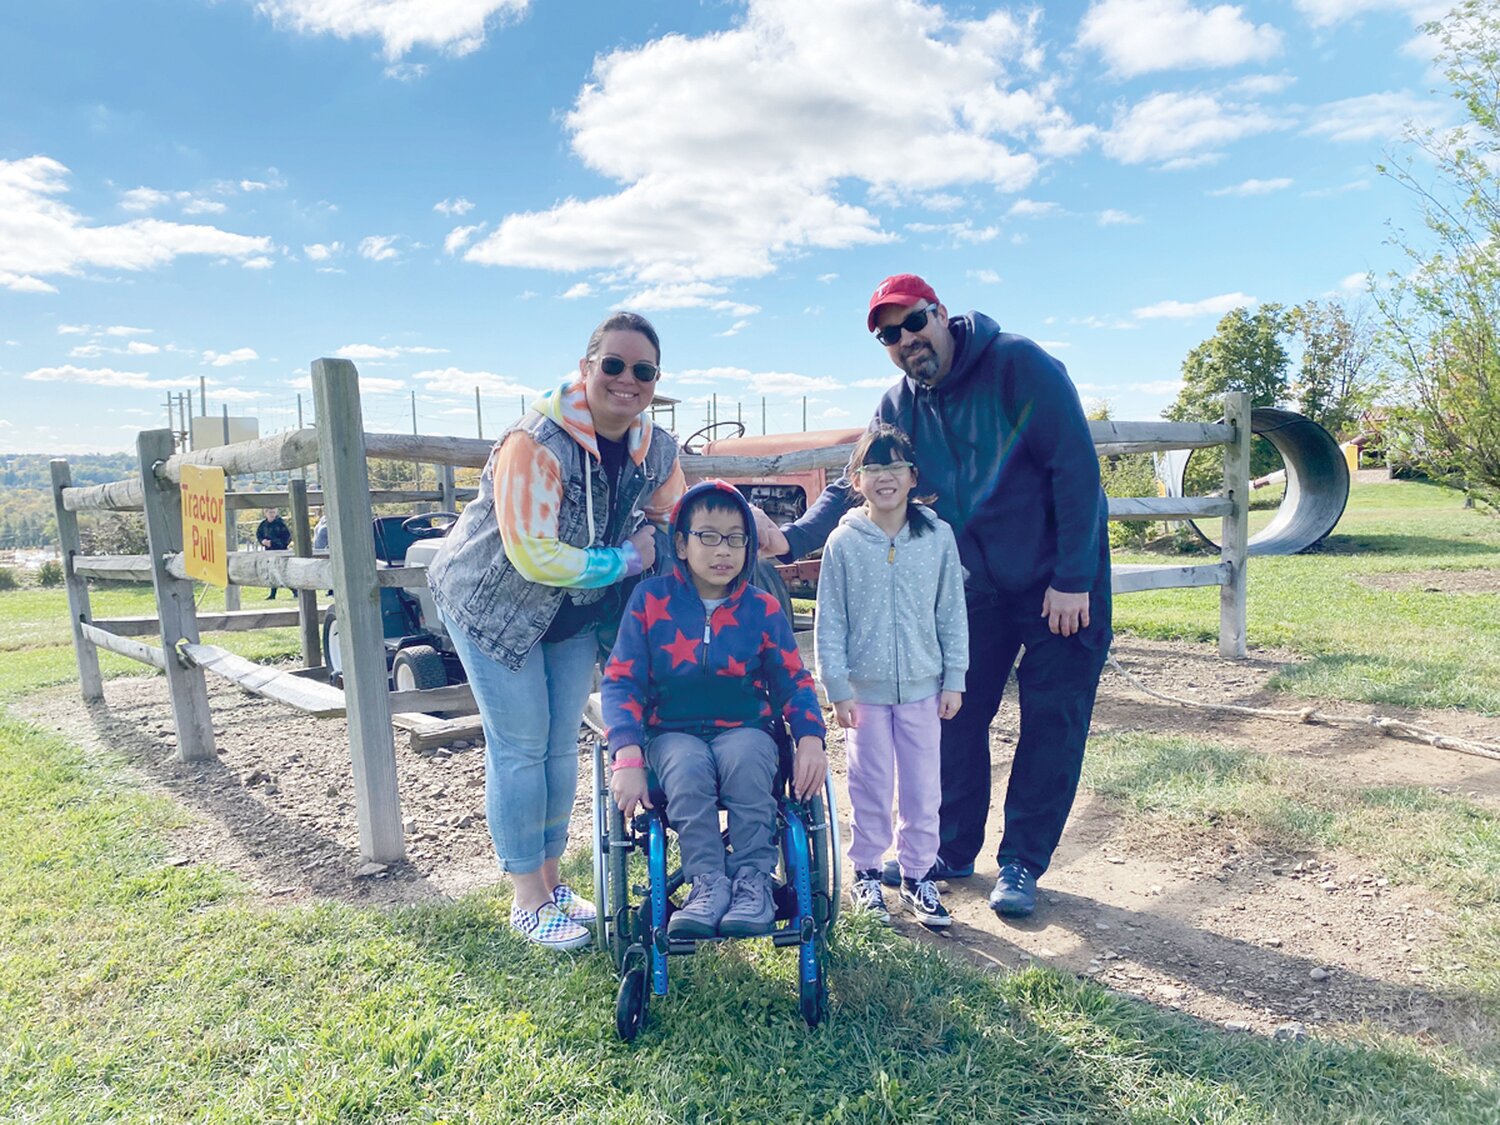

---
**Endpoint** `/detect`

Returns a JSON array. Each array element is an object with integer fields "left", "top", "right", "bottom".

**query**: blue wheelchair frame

[{"left": 590, "top": 728, "right": 841, "bottom": 1041}]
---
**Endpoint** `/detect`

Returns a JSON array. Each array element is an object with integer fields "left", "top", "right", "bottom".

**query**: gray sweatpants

[{"left": 647, "top": 727, "right": 779, "bottom": 879}]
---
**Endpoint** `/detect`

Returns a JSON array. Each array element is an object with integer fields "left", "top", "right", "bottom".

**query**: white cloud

[
  {"left": 816, "top": 273, "right": 838, "bottom": 284},
  {"left": 435, "top": 197, "right": 475, "bottom": 215},
  {"left": 1292, "top": 0, "right": 1446, "bottom": 29},
  {"left": 120, "top": 187, "right": 171, "bottom": 213},
  {"left": 905, "top": 219, "right": 1001, "bottom": 244},
  {"left": 0, "top": 156, "right": 275, "bottom": 294},
  {"left": 717, "top": 320, "right": 751, "bottom": 337},
  {"left": 57, "top": 324, "right": 89, "bottom": 335},
  {"left": 414, "top": 367, "right": 538, "bottom": 397},
  {"left": 243, "top": 255, "right": 276, "bottom": 270},
  {"left": 121, "top": 186, "right": 228, "bottom": 216},
  {"left": 255, "top": 0, "right": 531, "bottom": 59},
  {"left": 1134, "top": 291, "right": 1257, "bottom": 318},
  {"left": 125, "top": 341, "right": 160, "bottom": 354},
  {"left": 1098, "top": 208, "right": 1143, "bottom": 225},
  {"left": 1339, "top": 271, "right": 1371, "bottom": 292},
  {"left": 1302, "top": 179, "right": 1370, "bottom": 197},
  {"left": 303, "top": 241, "right": 342, "bottom": 261},
  {"left": 968, "top": 269, "right": 1002, "bottom": 284},
  {"left": 443, "top": 224, "right": 483, "bottom": 254},
  {"left": 1102, "top": 91, "right": 1283, "bottom": 165},
  {"left": 23, "top": 364, "right": 199, "bottom": 390},
  {"left": 1007, "top": 198, "right": 1059, "bottom": 218},
  {"left": 0, "top": 419, "right": 11, "bottom": 428},
  {"left": 1208, "top": 176, "right": 1293, "bottom": 196},
  {"left": 1304, "top": 91, "right": 1445, "bottom": 143},
  {"left": 106, "top": 325, "right": 151, "bottom": 337},
  {"left": 204, "top": 347, "right": 258, "bottom": 366},
  {"left": 182, "top": 197, "right": 227, "bottom": 215},
  {"left": 466, "top": 1, "right": 1086, "bottom": 287},
  {"left": 359, "top": 235, "right": 400, "bottom": 261},
  {"left": 1078, "top": 0, "right": 1282, "bottom": 76},
  {"left": 747, "top": 371, "right": 842, "bottom": 396},
  {"left": 625, "top": 281, "right": 759, "bottom": 317},
  {"left": 851, "top": 376, "right": 900, "bottom": 388},
  {"left": 211, "top": 386, "right": 267, "bottom": 402},
  {"left": 383, "top": 62, "right": 428, "bottom": 82},
  {"left": 560, "top": 282, "right": 594, "bottom": 300}
]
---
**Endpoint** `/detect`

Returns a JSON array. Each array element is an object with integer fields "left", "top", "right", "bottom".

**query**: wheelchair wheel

[
  {"left": 608, "top": 801, "right": 631, "bottom": 969},
  {"left": 615, "top": 967, "right": 649, "bottom": 1042},
  {"left": 799, "top": 936, "right": 829, "bottom": 1028}
]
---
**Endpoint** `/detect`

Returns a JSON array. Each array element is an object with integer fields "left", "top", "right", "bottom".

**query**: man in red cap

[{"left": 757, "top": 274, "right": 1111, "bottom": 919}]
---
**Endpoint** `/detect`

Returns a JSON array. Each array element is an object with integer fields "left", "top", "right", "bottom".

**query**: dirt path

[{"left": 13, "top": 635, "right": 1499, "bottom": 1049}]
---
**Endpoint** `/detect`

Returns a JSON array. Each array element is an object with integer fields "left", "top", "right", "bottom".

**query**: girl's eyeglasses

[
  {"left": 852, "top": 461, "right": 914, "bottom": 478},
  {"left": 683, "top": 529, "right": 748, "bottom": 548},
  {"left": 597, "top": 355, "right": 660, "bottom": 382},
  {"left": 872, "top": 304, "right": 937, "bottom": 346}
]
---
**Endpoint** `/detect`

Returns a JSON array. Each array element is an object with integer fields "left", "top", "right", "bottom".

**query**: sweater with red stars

[{"left": 601, "top": 479, "right": 826, "bottom": 755}]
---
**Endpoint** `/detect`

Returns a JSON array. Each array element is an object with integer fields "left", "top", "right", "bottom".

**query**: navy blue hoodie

[{"left": 784, "top": 312, "right": 1110, "bottom": 625}]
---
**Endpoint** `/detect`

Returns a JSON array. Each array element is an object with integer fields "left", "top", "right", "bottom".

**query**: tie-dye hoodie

[
  {"left": 492, "top": 379, "right": 685, "bottom": 589},
  {"left": 601, "top": 479, "right": 827, "bottom": 755}
]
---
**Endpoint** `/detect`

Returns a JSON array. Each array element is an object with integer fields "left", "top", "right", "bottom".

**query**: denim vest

[{"left": 428, "top": 411, "right": 679, "bottom": 671}]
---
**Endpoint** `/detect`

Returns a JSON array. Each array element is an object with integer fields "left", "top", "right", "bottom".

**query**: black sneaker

[
  {"left": 900, "top": 877, "right": 952, "bottom": 928},
  {"left": 988, "top": 861, "right": 1037, "bottom": 918},
  {"left": 849, "top": 869, "right": 891, "bottom": 923},
  {"left": 882, "top": 857, "right": 975, "bottom": 887}
]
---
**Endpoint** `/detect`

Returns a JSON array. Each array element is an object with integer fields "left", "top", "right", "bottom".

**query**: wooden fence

[{"left": 51, "top": 356, "right": 1251, "bottom": 865}]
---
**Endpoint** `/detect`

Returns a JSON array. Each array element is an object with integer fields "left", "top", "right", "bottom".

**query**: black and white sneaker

[
  {"left": 900, "top": 876, "right": 952, "bottom": 928},
  {"left": 849, "top": 869, "right": 891, "bottom": 923}
]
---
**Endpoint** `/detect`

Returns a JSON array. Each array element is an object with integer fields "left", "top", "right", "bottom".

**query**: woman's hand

[
  {"left": 833, "top": 699, "right": 858, "bottom": 729},
  {"left": 792, "top": 736, "right": 827, "bottom": 801},
  {"left": 938, "top": 690, "right": 963, "bottom": 720},
  {"left": 627, "top": 525, "right": 657, "bottom": 572},
  {"left": 611, "top": 756, "right": 652, "bottom": 819}
]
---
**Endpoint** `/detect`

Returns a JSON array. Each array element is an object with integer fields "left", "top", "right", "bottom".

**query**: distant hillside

[{"left": 1, "top": 453, "right": 139, "bottom": 490}]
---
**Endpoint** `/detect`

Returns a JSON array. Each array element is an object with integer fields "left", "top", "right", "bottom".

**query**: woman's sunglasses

[
  {"left": 873, "top": 303, "right": 938, "bottom": 347},
  {"left": 597, "top": 355, "right": 660, "bottom": 383}
]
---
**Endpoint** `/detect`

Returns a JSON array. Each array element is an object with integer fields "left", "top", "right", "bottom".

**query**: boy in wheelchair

[{"left": 603, "top": 480, "right": 827, "bottom": 939}]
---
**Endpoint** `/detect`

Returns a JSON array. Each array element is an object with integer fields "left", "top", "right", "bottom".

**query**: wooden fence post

[
  {"left": 1220, "top": 392, "right": 1250, "bottom": 659},
  {"left": 439, "top": 462, "right": 456, "bottom": 513},
  {"left": 312, "top": 358, "right": 405, "bottom": 864},
  {"left": 137, "top": 429, "right": 217, "bottom": 761},
  {"left": 288, "top": 477, "right": 322, "bottom": 668},
  {"left": 50, "top": 459, "right": 104, "bottom": 702}
]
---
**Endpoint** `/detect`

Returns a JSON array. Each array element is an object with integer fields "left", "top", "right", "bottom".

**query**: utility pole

[
  {"left": 186, "top": 389, "right": 195, "bottom": 449},
  {"left": 761, "top": 396, "right": 766, "bottom": 435},
  {"left": 712, "top": 393, "right": 718, "bottom": 429},
  {"left": 199, "top": 375, "right": 207, "bottom": 417},
  {"left": 475, "top": 386, "right": 483, "bottom": 439},
  {"left": 411, "top": 391, "right": 419, "bottom": 489},
  {"left": 802, "top": 396, "right": 807, "bottom": 432}
]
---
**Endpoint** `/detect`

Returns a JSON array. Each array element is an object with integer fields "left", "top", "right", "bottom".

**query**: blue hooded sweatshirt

[{"left": 601, "top": 479, "right": 827, "bottom": 755}]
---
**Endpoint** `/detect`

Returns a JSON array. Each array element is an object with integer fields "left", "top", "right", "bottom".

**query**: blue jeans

[{"left": 441, "top": 609, "right": 598, "bottom": 875}]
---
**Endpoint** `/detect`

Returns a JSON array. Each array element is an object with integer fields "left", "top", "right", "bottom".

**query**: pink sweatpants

[{"left": 845, "top": 693, "right": 941, "bottom": 880}]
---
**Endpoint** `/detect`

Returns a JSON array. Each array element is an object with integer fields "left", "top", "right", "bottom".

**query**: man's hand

[
  {"left": 261, "top": 539, "right": 271, "bottom": 548},
  {"left": 750, "top": 505, "right": 790, "bottom": 558},
  {"left": 626, "top": 525, "right": 657, "bottom": 571},
  {"left": 938, "top": 690, "right": 963, "bottom": 720},
  {"left": 792, "top": 735, "right": 826, "bottom": 801},
  {"left": 610, "top": 747, "right": 652, "bottom": 818},
  {"left": 1041, "top": 586, "right": 1091, "bottom": 637},
  {"left": 832, "top": 699, "right": 858, "bottom": 729}
]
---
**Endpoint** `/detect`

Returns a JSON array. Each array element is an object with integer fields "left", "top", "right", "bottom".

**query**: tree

[
  {"left": 1288, "top": 298, "right": 1384, "bottom": 440},
  {"left": 1376, "top": 0, "right": 1500, "bottom": 504},
  {"left": 1165, "top": 304, "right": 1291, "bottom": 424}
]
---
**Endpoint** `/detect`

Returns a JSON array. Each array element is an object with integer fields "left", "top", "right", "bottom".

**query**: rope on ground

[{"left": 1104, "top": 652, "right": 1500, "bottom": 764}]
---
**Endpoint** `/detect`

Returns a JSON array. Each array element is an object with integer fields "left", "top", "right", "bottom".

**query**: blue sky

[{"left": 0, "top": 0, "right": 1458, "bottom": 455}]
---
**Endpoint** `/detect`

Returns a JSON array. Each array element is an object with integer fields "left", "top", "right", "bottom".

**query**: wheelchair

[{"left": 587, "top": 722, "right": 842, "bottom": 1042}]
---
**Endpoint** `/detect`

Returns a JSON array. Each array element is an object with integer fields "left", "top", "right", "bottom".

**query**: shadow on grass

[{"left": 1308, "top": 533, "right": 1500, "bottom": 558}]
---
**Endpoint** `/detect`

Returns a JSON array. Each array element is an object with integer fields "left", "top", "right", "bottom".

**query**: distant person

[
  {"left": 604, "top": 480, "right": 827, "bottom": 938},
  {"left": 756, "top": 274, "right": 1111, "bottom": 919},
  {"left": 255, "top": 507, "right": 292, "bottom": 600},
  {"left": 427, "top": 311, "right": 686, "bottom": 952},
  {"left": 814, "top": 424, "right": 967, "bottom": 929},
  {"left": 311, "top": 509, "right": 329, "bottom": 552}
]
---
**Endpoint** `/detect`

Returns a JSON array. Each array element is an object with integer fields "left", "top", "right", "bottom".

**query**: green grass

[
  {"left": 1084, "top": 731, "right": 1500, "bottom": 1017},
  {"left": 1114, "top": 480, "right": 1500, "bottom": 712},
  {"left": 1, "top": 715, "right": 1496, "bottom": 1123},
  {"left": 0, "top": 583, "right": 307, "bottom": 700}
]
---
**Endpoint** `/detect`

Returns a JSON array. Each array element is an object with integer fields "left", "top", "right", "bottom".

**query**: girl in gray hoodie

[{"left": 815, "top": 425, "right": 968, "bottom": 928}]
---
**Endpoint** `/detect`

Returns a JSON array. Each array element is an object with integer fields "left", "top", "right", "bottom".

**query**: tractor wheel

[{"left": 392, "top": 644, "right": 447, "bottom": 692}]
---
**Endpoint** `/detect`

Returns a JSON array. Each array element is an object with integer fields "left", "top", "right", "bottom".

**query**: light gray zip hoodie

[{"left": 814, "top": 505, "right": 968, "bottom": 706}]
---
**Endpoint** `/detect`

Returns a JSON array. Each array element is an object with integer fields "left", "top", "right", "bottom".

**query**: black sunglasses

[
  {"left": 873, "top": 303, "right": 938, "bottom": 347},
  {"left": 597, "top": 355, "right": 660, "bottom": 383}
]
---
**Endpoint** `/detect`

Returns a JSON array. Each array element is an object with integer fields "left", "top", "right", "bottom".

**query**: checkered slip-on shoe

[
  {"left": 510, "top": 901, "right": 592, "bottom": 951},
  {"left": 551, "top": 881, "right": 597, "bottom": 924}
]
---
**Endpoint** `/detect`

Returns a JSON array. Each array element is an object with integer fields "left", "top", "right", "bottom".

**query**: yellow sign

[{"left": 179, "top": 464, "right": 228, "bottom": 587}]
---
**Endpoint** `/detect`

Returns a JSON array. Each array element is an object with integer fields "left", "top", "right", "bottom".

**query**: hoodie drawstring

[{"left": 584, "top": 453, "right": 596, "bottom": 548}]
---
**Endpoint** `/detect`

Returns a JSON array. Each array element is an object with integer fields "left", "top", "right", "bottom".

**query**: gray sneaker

[
  {"left": 668, "top": 871, "right": 731, "bottom": 938},
  {"left": 718, "top": 868, "right": 776, "bottom": 937}
]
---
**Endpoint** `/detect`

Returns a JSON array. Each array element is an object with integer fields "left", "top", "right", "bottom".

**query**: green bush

[
  {"left": 0, "top": 568, "right": 17, "bottom": 591},
  {"left": 37, "top": 561, "right": 64, "bottom": 587}
]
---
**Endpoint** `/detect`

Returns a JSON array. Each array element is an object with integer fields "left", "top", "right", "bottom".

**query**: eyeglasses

[
  {"left": 597, "top": 355, "right": 660, "bottom": 383},
  {"left": 873, "top": 304, "right": 937, "bottom": 346},
  {"left": 852, "top": 460, "right": 914, "bottom": 478},
  {"left": 684, "top": 529, "right": 748, "bottom": 548}
]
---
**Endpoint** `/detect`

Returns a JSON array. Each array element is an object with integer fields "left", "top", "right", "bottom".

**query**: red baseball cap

[{"left": 867, "top": 273, "right": 939, "bottom": 332}]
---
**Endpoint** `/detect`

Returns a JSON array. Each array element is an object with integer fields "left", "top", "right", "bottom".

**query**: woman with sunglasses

[{"left": 428, "top": 311, "right": 686, "bottom": 951}]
